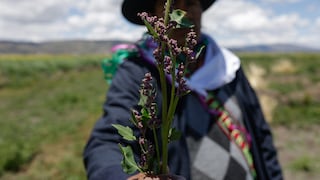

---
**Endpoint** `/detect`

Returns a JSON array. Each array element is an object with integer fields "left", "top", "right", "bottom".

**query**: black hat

[{"left": 122, "top": 0, "right": 216, "bottom": 25}]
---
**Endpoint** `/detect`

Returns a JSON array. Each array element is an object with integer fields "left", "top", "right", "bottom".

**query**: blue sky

[{"left": 0, "top": 0, "right": 319, "bottom": 48}]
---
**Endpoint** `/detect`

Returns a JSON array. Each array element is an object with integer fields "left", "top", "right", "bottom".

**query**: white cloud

[
  {"left": 0, "top": 0, "right": 318, "bottom": 48},
  {"left": 302, "top": 17, "right": 320, "bottom": 47},
  {"left": 0, "top": 0, "right": 142, "bottom": 41},
  {"left": 315, "top": 17, "right": 320, "bottom": 28},
  {"left": 202, "top": 0, "right": 317, "bottom": 47},
  {"left": 0, "top": 0, "right": 80, "bottom": 41},
  {"left": 262, "top": 0, "right": 302, "bottom": 3},
  {"left": 0, "top": 0, "right": 77, "bottom": 23}
]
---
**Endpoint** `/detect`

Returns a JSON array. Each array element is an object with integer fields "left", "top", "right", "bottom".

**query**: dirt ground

[
  {"left": 247, "top": 61, "right": 320, "bottom": 179},
  {"left": 273, "top": 125, "right": 320, "bottom": 180}
]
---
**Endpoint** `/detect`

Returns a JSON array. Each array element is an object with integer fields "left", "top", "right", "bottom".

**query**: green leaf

[
  {"left": 112, "top": 124, "right": 137, "bottom": 141},
  {"left": 138, "top": 90, "right": 148, "bottom": 106},
  {"left": 119, "top": 144, "right": 141, "bottom": 174},
  {"left": 168, "top": 128, "right": 182, "bottom": 142},
  {"left": 195, "top": 45, "right": 205, "bottom": 60},
  {"left": 169, "top": 9, "right": 194, "bottom": 28},
  {"left": 142, "top": 19, "right": 159, "bottom": 39},
  {"left": 141, "top": 107, "right": 151, "bottom": 121},
  {"left": 130, "top": 110, "right": 138, "bottom": 126}
]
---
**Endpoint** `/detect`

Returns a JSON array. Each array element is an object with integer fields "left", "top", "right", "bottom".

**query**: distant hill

[
  {"left": 229, "top": 43, "right": 320, "bottom": 53},
  {"left": 0, "top": 40, "right": 319, "bottom": 54},
  {"left": 0, "top": 40, "right": 129, "bottom": 54}
]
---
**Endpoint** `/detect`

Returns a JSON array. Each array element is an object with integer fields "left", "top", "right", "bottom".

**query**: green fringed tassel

[{"left": 101, "top": 47, "right": 138, "bottom": 85}]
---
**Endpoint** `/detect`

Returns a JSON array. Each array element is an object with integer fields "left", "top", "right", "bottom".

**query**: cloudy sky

[{"left": 0, "top": 0, "right": 319, "bottom": 48}]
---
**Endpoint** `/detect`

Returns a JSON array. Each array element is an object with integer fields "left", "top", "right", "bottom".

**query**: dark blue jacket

[{"left": 83, "top": 56, "right": 283, "bottom": 180}]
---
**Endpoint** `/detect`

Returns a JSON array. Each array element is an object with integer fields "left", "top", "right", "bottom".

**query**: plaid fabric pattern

[
  {"left": 187, "top": 92, "right": 255, "bottom": 180},
  {"left": 189, "top": 124, "right": 253, "bottom": 180}
]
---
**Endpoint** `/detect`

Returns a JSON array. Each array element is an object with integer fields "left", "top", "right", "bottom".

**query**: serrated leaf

[
  {"left": 168, "top": 128, "right": 182, "bottom": 142},
  {"left": 112, "top": 124, "right": 137, "bottom": 141},
  {"left": 169, "top": 9, "right": 194, "bottom": 28},
  {"left": 119, "top": 144, "right": 140, "bottom": 174}
]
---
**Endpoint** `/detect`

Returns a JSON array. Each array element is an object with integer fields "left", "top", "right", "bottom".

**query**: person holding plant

[{"left": 83, "top": 0, "right": 283, "bottom": 180}]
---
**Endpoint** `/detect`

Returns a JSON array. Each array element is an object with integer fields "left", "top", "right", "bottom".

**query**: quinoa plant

[{"left": 112, "top": 0, "right": 203, "bottom": 176}]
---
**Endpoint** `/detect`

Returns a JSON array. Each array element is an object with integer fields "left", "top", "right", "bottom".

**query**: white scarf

[{"left": 186, "top": 34, "right": 240, "bottom": 97}]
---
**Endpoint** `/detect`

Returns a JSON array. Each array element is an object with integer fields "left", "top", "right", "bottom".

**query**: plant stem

[
  {"left": 152, "top": 127, "right": 160, "bottom": 172},
  {"left": 160, "top": 0, "right": 172, "bottom": 174},
  {"left": 161, "top": 126, "right": 169, "bottom": 174},
  {"left": 164, "top": 0, "right": 172, "bottom": 26},
  {"left": 158, "top": 43, "right": 169, "bottom": 174},
  {"left": 167, "top": 95, "right": 180, "bottom": 127},
  {"left": 167, "top": 51, "right": 177, "bottom": 121}
]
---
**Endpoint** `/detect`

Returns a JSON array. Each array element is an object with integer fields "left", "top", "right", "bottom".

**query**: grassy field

[
  {"left": 0, "top": 54, "right": 107, "bottom": 179},
  {"left": 240, "top": 53, "right": 320, "bottom": 126},
  {"left": 0, "top": 53, "right": 319, "bottom": 179}
]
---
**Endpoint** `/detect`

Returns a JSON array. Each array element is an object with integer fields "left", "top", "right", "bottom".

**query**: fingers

[
  {"left": 127, "top": 173, "right": 145, "bottom": 180},
  {"left": 127, "top": 173, "right": 161, "bottom": 180}
]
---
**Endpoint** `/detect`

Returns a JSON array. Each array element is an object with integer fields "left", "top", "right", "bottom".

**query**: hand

[
  {"left": 127, "top": 173, "right": 160, "bottom": 180},
  {"left": 127, "top": 173, "right": 145, "bottom": 180}
]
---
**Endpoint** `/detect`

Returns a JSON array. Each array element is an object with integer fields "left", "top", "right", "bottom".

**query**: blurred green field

[
  {"left": 0, "top": 53, "right": 319, "bottom": 179},
  {"left": 239, "top": 53, "right": 320, "bottom": 126},
  {"left": 0, "top": 54, "right": 107, "bottom": 179}
]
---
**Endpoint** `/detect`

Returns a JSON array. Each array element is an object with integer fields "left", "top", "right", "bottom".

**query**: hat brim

[{"left": 122, "top": 0, "right": 216, "bottom": 25}]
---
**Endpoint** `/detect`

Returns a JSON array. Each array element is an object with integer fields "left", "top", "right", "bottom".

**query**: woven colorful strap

[{"left": 205, "top": 92, "right": 256, "bottom": 178}]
